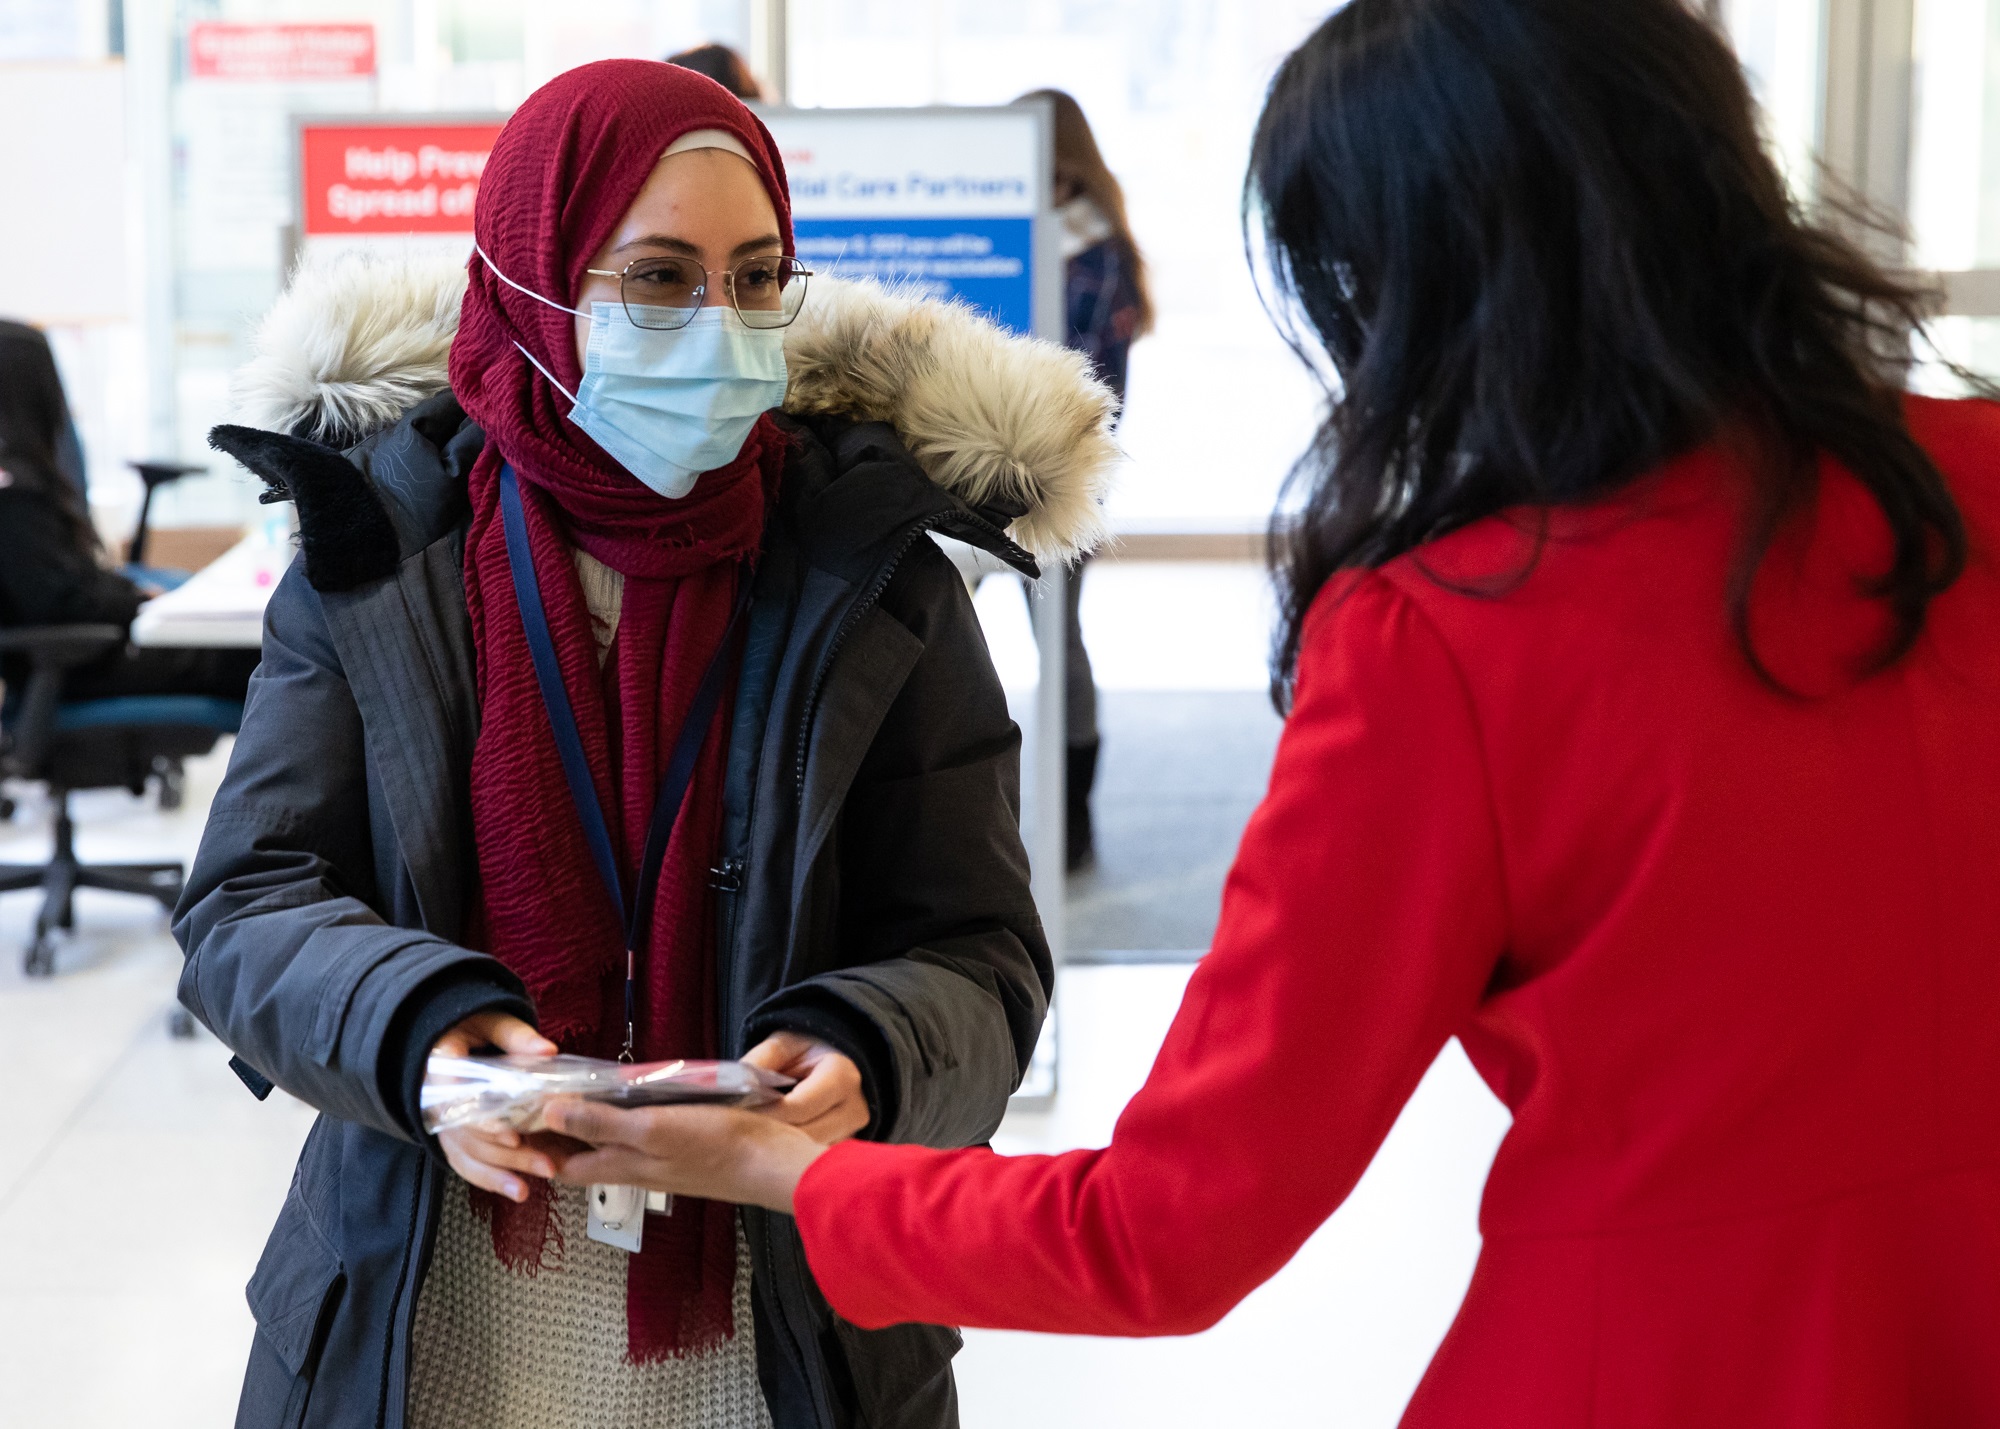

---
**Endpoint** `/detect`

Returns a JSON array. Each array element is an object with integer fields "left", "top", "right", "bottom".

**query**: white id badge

[{"left": 586, "top": 1183, "right": 646, "bottom": 1253}]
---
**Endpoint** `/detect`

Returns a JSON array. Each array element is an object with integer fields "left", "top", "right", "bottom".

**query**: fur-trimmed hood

[{"left": 229, "top": 250, "right": 1115, "bottom": 562}]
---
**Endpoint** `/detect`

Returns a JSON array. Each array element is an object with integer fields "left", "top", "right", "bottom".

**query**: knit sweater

[
  {"left": 408, "top": 1181, "right": 771, "bottom": 1429},
  {"left": 407, "top": 550, "right": 771, "bottom": 1429}
]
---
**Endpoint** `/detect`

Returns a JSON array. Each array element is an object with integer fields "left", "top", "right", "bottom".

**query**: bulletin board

[{"left": 0, "top": 62, "right": 128, "bottom": 324}]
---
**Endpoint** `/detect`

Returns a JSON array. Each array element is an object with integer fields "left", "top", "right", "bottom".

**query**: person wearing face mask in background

[
  {"left": 1014, "top": 89, "right": 1153, "bottom": 870},
  {"left": 178, "top": 60, "right": 1116, "bottom": 1429}
]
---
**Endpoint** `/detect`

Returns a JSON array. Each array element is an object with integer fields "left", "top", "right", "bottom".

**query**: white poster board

[
  {"left": 0, "top": 61, "right": 127, "bottom": 323},
  {"left": 177, "top": 24, "right": 377, "bottom": 279}
]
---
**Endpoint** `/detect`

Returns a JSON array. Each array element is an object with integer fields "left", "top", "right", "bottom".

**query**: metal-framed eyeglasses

[{"left": 581, "top": 253, "right": 812, "bottom": 331}]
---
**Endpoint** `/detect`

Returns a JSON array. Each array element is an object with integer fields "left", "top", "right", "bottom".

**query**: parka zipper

[
  {"left": 722, "top": 506, "right": 1027, "bottom": 1429},
  {"left": 791, "top": 509, "right": 1026, "bottom": 798}
]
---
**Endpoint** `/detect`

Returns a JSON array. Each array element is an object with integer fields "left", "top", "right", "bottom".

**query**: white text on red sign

[{"left": 343, "top": 146, "right": 490, "bottom": 184}]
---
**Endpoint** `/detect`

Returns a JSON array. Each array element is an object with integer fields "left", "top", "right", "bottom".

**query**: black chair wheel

[
  {"left": 0, "top": 796, "right": 13, "bottom": 820},
  {"left": 167, "top": 1007, "right": 197, "bottom": 1040},
  {"left": 23, "top": 936, "right": 55, "bottom": 978},
  {"left": 156, "top": 759, "right": 187, "bottom": 812}
]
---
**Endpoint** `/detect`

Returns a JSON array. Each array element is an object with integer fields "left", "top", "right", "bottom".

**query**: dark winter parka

[{"left": 174, "top": 263, "right": 1117, "bottom": 1429}]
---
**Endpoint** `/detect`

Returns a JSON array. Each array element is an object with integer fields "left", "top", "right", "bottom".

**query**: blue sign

[
  {"left": 763, "top": 107, "right": 1050, "bottom": 340},
  {"left": 793, "top": 216, "right": 1035, "bottom": 336}
]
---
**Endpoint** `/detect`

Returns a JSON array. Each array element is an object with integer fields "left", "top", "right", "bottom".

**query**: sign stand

[{"left": 1020, "top": 564, "right": 1066, "bottom": 1104}]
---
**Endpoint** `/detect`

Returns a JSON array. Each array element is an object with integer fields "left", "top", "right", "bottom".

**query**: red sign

[
  {"left": 188, "top": 23, "right": 376, "bottom": 81},
  {"left": 300, "top": 123, "right": 505, "bottom": 236}
]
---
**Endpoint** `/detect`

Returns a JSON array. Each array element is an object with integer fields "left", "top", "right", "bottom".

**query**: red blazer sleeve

[{"left": 795, "top": 574, "right": 1509, "bottom": 1335}]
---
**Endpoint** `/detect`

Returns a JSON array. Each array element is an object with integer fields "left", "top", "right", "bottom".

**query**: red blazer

[{"left": 797, "top": 396, "right": 2000, "bottom": 1427}]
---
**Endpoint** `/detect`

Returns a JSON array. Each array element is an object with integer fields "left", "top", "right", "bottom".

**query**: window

[{"left": 790, "top": 0, "right": 1337, "bottom": 536}]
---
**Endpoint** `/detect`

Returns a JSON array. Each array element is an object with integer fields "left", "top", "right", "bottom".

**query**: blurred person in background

[
  {"left": 1016, "top": 88, "right": 1154, "bottom": 869},
  {"left": 0, "top": 323, "right": 256, "bottom": 702},
  {"left": 0, "top": 319, "right": 86, "bottom": 493},
  {"left": 535, "top": 3, "right": 2000, "bottom": 1424},
  {"left": 178, "top": 59, "right": 1112, "bottom": 1429},
  {"left": 669, "top": 42, "right": 764, "bottom": 101}
]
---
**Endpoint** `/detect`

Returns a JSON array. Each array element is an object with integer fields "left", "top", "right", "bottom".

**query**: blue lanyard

[{"left": 498, "top": 463, "right": 750, "bottom": 1061}]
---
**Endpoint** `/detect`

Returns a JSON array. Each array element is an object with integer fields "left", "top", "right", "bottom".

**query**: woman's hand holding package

[
  {"left": 543, "top": 1097, "right": 825, "bottom": 1213},
  {"left": 540, "top": 1032, "right": 858, "bottom": 1211},
  {"left": 433, "top": 1011, "right": 562, "bottom": 1204}
]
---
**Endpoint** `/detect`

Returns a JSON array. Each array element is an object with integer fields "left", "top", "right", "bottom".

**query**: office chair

[
  {"left": 124, "top": 459, "right": 208, "bottom": 590},
  {"left": 0, "top": 624, "right": 241, "bottom": 982}
]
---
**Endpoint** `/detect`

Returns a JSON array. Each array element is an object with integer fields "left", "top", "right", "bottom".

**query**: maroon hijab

[{"left": 448, "top": 59, "right": 792, "bottom": 1362}]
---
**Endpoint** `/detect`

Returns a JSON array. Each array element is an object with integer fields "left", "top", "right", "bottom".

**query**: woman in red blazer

[{"left": 535, "top": 0, "right": 2000, "bottom": 1421}]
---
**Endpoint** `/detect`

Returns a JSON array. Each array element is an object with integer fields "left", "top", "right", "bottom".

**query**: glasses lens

[
  {"left": 731, "top": 256, "right": 810, "bottom": 329},
  {"left": 621, "top": 258, "right": 704, "bottom": 329}
]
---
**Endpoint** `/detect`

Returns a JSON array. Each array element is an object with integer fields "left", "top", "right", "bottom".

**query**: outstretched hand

[
  {"left": 543, "top": 1098, "right": 825, "bottom": 1213},
  {"left": 541, "top": 1030, "right": 862, "bottom": 1211}
]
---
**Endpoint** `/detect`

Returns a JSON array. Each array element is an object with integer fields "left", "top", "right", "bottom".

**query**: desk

[{"left": 129, "top": 528, "right": 290, "bottom": 649}]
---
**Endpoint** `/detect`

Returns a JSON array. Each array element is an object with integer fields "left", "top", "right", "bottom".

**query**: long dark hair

[
  {"left": 0, "top": 320, "right": 102, "bottom": 557},
  {"left": 1249, "top": 0, "right": 1968, "bottom": 709},
  {"left": 1018, "top": 88, "right": 1156, "bottom": 336}
]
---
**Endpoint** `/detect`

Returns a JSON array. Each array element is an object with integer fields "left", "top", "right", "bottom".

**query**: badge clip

[{"left": 586, "top": 1184, "right": 674, "bottom": 1254}]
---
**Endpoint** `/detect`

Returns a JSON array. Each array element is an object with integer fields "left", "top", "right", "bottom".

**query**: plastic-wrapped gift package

[{"left": 421, "top": 1054, "right": 794, "bottom": 1134}]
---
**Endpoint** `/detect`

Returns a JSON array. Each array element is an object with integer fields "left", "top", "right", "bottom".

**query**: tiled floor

[
  {"left": 0, "top": 755, "right": 319, "bottom": 1428},
  {"left": 1061, "top": 690, "right": 1283, "bottom": 956},
  {"left": 0, "top": 561, "right": 1513, "bottom": 1427},
  {"left": 966, "top": 971, "right": 1509, "bottom": 1429}
]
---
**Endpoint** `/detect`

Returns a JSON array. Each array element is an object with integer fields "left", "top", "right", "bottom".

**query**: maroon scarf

[{"left": 446, "top": 59, "right": 794, "bottom": 1362}]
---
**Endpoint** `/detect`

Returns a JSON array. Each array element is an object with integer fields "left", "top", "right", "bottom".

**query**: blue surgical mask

[
  {"left": 477, "top": 246, "right": 789, "bottom": 499},
  {"left": 569, "top": 304, "right": 787, "bottom": 498}
]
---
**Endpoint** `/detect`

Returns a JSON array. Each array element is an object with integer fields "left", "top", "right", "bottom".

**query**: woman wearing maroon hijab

[{"left": 181, "top": 59, "right": 1117, "bottom": 1429}]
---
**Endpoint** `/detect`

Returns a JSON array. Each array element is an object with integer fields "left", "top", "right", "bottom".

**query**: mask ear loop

[
  {"left": 475, "top": 242, "right": 590, "bottom": 319},
  {"left": 513, "top": 339, "right": 579, "bottom": 404},
  {"left": 474, "top": 242, "right": 583, "bottom": 403}
]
